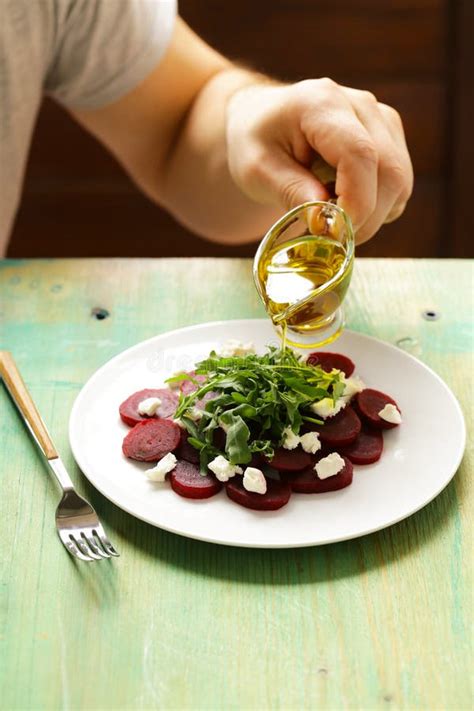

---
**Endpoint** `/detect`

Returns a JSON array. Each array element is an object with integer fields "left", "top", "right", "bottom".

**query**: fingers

[
  {"left": 333, "top": 122, "right": 380, "bottom": 233},
  {"left": 340, "top": 88, "right": 413, "bottom": 243},
  {"left": 225, "top": 78, "right": 413, "bottom": 246},
  {"left": 378, "top": 101, "right": 414, "bottom": 219},
  {"left": 250, "top": 148, "right": 330, "bottom": 211},
  {"left": 384, "top": 200, "right": 407, "bottom": 224},
  {"left": 297, "top": 83, "right": 378, "bottom": 231},
  {"left": 294, "top": 80, "right": 413, "bottom": 243}
]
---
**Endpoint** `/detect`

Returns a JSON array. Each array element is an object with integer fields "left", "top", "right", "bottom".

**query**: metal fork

[{"left": 0, "top": 351, "right": 119, "bottom": 562}]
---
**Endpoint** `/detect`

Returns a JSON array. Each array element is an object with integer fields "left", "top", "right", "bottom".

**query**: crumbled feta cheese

[
  {"left": 208, "top": 455, "right": 243, "bottom": 482},
  {"left": 378, "top": 403, "right": 402, "bottom": 424},
  {"left": 282, "top": 427, "right": 300, "bottom": 450},
  {"left": 172, "top": 418, "right": 186, "bottom": 429},
  {"left": 343, "top": 375, "right": 366, "bottom": 399},
  {"left": 314, "top": 452, "right": 345, "bottom": 479},
  {"left": 310, "top": 397, "right": 347, "bottom": 419},
  {"left": 243, "top": 467, "right": 267, "bottom": 495},
  {"left": 145, "top": 453, "right": 177, "bottom": 482},
  {"left": 299, "top": 431, "right": 322, "bottom": 454},
  {"left": 138, "top": 397, "right": 162, "bottom": 416},
  {"left": 218, "top": 339, "right": 256, "bottom": 358}
]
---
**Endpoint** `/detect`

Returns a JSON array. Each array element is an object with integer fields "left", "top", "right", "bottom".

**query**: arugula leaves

[
  {"left": 220, "top": 411, "right": 252, "bottom": 464},
  {"left": 167, "top": 347, "right": 345, "bottom": 473}
]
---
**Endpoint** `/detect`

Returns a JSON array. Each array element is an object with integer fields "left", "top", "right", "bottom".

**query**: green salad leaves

[{"left": 167, "top": 347, "right": 344, "bottom": 472}]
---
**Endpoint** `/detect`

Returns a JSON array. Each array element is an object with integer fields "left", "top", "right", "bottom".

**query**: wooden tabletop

[{"left": 0, "top": 258, "right": 472, "bottom": 711}]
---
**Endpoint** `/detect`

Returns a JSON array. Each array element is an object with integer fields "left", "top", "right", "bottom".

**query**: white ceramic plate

[{"left": 69, "top": 319, "right": 466, "bottom": 548}]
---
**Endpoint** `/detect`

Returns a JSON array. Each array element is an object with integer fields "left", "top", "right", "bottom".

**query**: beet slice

[
  {"left": 249, "top": 454, "right": 265, "bottom": 469},
  {"left": 176, "top": 430, "right": 200, "bottom": 465},
  {"left": 170, "top": 460, "right": 222, "bottom": 499},
  {"left": 340, "top": 426, "right": 383, "bottom": 464},
  {"left": 313, "top": 405, "right": 361, "bottom": 447},
  {"left": 291, "top": 456, "right": 353, "bottom": 493},
  {"left": 265, "top": 447, "right": 312, "bottom": 472},
  {"left": 180, "top": 371, "right": 207, "bottom": 395},
  {"left": 226, "top": 477, "right": 291, "bottom": 511},
  {"left": 122, "top": 418, "right": 181, "bottom": 462},
  {"left": 119, "top": 388, "right": 178, "bottom": 427},
  {"left": 306, "top": 352, "right": 355, "bottom": 377},
  {"left": 356, "top": 389, "right": 401, "bottom": 430}
]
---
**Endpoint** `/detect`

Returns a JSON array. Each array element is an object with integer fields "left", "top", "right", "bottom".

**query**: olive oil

[{"left": 257, "top": 235, "right": 353, "bottom": 347}]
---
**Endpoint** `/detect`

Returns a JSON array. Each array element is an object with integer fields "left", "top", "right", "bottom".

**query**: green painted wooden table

[{"left": 0, "top": 258, "right": 472, "bottom": 711}]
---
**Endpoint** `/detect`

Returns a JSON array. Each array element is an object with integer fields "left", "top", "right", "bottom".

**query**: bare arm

[
  {"left": 72, "top": 19, "right": 280, "bottom": 243},
  {"left": 72, "top": 18, "right": 412, "bottom": 245}
]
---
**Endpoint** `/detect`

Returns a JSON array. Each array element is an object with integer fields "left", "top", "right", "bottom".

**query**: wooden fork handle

[{"left": 0, "top": 351, "right": 58, "bottom": 460}]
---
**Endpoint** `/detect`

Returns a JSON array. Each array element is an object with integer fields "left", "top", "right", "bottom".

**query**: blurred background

[{"left": 7, "top": 0, "right": 472, "bottom": 259}]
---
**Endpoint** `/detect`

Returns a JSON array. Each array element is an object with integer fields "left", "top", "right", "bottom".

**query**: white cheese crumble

[
  {"left": 343, "top": 375, "right": 366, "bottom": 399},
  {"left": 172, "top": 418, "right": 185, "bottom": 429},
  {"left": 243, "top": 467, "right": 267, "bottom": 495},
  {"left": 378, "top": 403, "right": 402, "bottom": 424},
  {"left": 208, "top": 455, "right": 243, "bottom": 482},
  {"left": 299, "top": 431, "right": 322, "bottom": 454},
  {"left": 145, "top": 453, "right": 177, "bottom": 482},
  {"left": 310, "top": 397, "right": 347, "bottom": 419},
  {"left": 218, "top": 339, "right": 256, "bottom": 358},
  {"left": 314, "top": 452, "right": 345, "bottom": 479},
  {"left": 138, "top": 397, "right": 162, "bottom": 416},
  {"left": 282, "top": 427, "right": 300, "bottom": 450}
]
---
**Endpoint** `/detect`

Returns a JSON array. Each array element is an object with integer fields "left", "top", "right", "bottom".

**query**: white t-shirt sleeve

[{"left": 45, "top": 0, "right": 176, "bottom": 110}]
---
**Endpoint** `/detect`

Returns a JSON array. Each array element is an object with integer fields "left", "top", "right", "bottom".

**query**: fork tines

[{"left": 59, "top": 526, "right": 119, "bottom": 562}]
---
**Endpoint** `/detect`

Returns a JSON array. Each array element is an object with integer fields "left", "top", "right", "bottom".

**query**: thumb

[{"left": 265, "top": 153, "right": 329, "bottom": 211}]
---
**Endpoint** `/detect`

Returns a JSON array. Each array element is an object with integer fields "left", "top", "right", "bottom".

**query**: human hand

[{"left": 226, "top": 78, "right": 413, "bottom": 244}]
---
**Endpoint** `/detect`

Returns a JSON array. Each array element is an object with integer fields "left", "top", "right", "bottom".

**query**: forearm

[
  {"left": 73, "top": 17, "right": 412, "bottom": 247},
  {"left": 160, "top": 68, "right": 282, "bottom": 244}
]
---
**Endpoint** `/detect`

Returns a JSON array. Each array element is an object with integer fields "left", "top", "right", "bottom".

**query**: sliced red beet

[
  {"left": 226, "top": 477, "right": 291, "bottom": 511},
  {"left": 176, "top": 430, "right": 200, "bottom": 465},
  {"left": 249, "top": 453, "right": 265, "bottom": 469},
  {"left": 179, "top": 371, "right": 207, "bottom": 395},
  {"left": 170, "top": 460, "right": 222, "bottom": 499},
  {"left": 265, "top": 447, "right": 312, "bottom": 472},
  {"left": 340, "top": 426, "right": 383, "bottom": 464},
  {"left": 356, "top": 389, "right": 401, "bottom": 430},
  {"left": 306, "top": 352, "right": 355, "bottom": 377},
  {"left": 291, "top": 455, "right": 353, "bottom": 493},
  {"left": 312, "top": 405, "right": 361, "bottom": 447},
  {"left": 122, "top": 418, "right": 181, "bottom": 462},
  {"left": 119, "top": 388, "right": 178, "bottom": 427}
]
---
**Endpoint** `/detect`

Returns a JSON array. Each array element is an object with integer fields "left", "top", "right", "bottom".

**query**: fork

[{"left": 0, "top": 351, "right": 119, "bottom": 562}]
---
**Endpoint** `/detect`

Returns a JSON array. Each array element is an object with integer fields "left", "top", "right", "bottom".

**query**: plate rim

[{"left": 68, "top": 318, "right": 466, "bottom": 548}]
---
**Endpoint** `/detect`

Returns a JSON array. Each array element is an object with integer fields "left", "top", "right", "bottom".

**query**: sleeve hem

[{"left": 50, "top": 0, "right": 176, "bottom": 111}]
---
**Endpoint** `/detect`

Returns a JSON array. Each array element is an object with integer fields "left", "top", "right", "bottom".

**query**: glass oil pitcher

[{"left": 253, "top": 201, "right": 355, "bottom": 348}]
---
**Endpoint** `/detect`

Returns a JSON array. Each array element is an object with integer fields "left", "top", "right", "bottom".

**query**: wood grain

[
  {"left": 0, "top": 258, "right": 472, "bottom": 711},
  {"left": 180, "top": 0, "right": 447, "bottom": 79}
]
